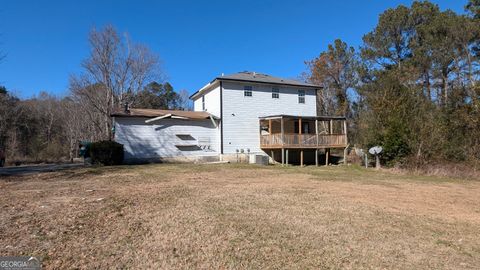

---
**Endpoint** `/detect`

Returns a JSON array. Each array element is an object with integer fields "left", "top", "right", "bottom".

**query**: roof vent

[{"left": 221, "top": 72, "right": 224, "bottom": 76}]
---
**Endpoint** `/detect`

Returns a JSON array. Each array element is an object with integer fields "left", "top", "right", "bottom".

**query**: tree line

[
  {"left": 2, "top": 1, "right": 479, "bottom": 167},
  {"left": 0, "top": 26, "right": 191, "bottom": 164},
  {"left": 305, "top": 0, "right": 480, "bottom": 167}
]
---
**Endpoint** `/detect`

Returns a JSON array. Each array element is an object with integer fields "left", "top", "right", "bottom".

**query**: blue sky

[{"left": 0, "top": 0, "right": 466, "bottom": 98}]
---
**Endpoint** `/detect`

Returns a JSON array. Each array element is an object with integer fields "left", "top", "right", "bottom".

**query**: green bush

[{"left": 89, "top": 141, "right": 124, "bottom": 165}]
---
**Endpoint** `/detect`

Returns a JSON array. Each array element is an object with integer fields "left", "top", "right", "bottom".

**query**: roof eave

[
  {"left": 111, "top": 112, "right": 219, "bottom": 120},
  {"left": 216, "top": 77, "right": 322, "bottom": 89},
  {"left": 189, "top": 79, "right": 220, "bottom": 100}
]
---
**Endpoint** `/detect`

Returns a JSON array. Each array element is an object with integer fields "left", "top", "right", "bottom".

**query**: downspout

[{"left": 220, "top": 81, "right": 224, "bottom": 155}]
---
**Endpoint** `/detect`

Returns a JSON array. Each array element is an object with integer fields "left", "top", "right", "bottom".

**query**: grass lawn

[{"left": 1, "top": 164, "right": 479, "bottom": 269}]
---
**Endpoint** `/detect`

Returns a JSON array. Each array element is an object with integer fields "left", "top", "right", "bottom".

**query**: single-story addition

[
  {"left": 112, "top": 71, "right": 348, "bottom": 165},
  {"left": 112, "top": 109, "right": 220, "bottom": 163}
]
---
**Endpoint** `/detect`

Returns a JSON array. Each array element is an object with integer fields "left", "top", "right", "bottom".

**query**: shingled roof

[
  {"left": 111, "top": 108, "right": 217, "bottom": 120},
  {"left": 218, "top": 71, "right": 320, "bottom": 88},
  {"left": 190, "top": 71, "right": 321, "bottom": 99}
]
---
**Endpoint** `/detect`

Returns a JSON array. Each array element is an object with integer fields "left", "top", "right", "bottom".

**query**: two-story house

[{"left": 113, "top": 71, "right": 347, "bottom": 165}]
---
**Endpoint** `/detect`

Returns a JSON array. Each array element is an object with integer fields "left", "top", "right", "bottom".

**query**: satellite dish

[
  {"left": 368, "top": 146, "right": 382, "bottom": 170},
  {"left": 369, "top": 146, "right": 383, "bottom": 155}
]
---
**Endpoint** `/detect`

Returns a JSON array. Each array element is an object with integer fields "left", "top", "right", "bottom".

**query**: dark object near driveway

[
  {"left": 0, "top": 149, "right": 5, "bottom": 167},
  {"left": 79, "top": 141, "right": 92, "bottom": 164},
  {"left": 79, "top": 141, "right": 91, "bottom": 158},
  {"left": 89, "top": 141, "right": 124, "bottom": 166}
]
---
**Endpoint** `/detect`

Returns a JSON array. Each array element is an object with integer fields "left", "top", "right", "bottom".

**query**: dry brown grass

[
  {"left": 389, "top": 162, "right": 480, "bottom": 180},
  {"left": 1, "top": 164, "right": 479, "bottom": 269}
]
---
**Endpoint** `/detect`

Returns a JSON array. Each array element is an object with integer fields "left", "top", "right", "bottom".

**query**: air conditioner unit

[{"left": 249, "top": 154, "right": 269, "bottom": 165}]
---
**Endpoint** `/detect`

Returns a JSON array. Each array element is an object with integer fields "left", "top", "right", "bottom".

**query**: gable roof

[
  {"left": 190, "top": 71, "right": 321, "bottom": 99},
  {"left": 111, "top": 108, "right": 217, "bottom": 120}
]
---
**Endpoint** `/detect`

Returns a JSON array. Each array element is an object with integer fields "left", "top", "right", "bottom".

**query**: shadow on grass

[
  {"left": 119, "top": 162, "right": 468, "bottom": 184},
  {"left": 18, "top": 161, "right": 470, "bottom": 186}
]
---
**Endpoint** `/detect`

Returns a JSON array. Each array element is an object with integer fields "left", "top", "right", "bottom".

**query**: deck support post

[
  {"left": 271, "top": 150, "right": 275, "bottom": 165},
  {"left": 281, "top": 148, "right": 285, "bottom": 166},
  {"left": 315, "top": 119, "right": 319, "bottom": 146},
  {"left": 286, "top": 149, "right": 289, "bottom": 166},
  {"left": 300, "top": 150, "right": 304, "bottom": 167},
  {"left": 299, "top": 118, "right": 302, "bottom": 147},
  {"left": 343, "top": 146, "right": 348, "bottom": 165},
  {"left": 268, "top": 119, "right": 272, "bottom": 143},
  {"left": 281, "top": 117, "right": 284, "bottom": 144},
  {"left": 315, "top": 149, "right": 319, "bottom": 166},
  {"left": 325, "top": 148, "right": 330, "bottom": 166}
]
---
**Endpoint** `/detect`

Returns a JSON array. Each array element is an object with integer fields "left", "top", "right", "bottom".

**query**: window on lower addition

[
  {"left": 244, "top": 86, "right": 253, "bottom": 97},
  {"left": 202, "top": 95, "right": 205, "bottom": 111},
  {"left": 272, "top": 87, "right": 279, "bottom": 99},
  {"left": 298, "top": 89, "right": 305, "bottom": 104}
]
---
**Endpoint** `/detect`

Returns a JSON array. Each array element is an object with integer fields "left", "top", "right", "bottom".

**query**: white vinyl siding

[
  {"left": 193, "top": 98, "right": 202, "bottom": 111},
  {"left": 114, "top": 117, "right": 219, "bottom": 161},
  {"left": 222, "top": 81, "right": 317, "bottom": 154},
  {"left": 193, "top": 85, "right": 221, "bottom": 117}
]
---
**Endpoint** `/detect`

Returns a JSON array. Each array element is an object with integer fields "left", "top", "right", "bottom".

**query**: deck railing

[{"left": 260, "top": 133, "right": 347, "bottom": 148}]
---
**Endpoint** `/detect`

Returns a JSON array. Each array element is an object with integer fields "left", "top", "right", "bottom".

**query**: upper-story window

[
  {"left": 298, "top": 90, "right": 305, "bottom": 104},
  {"left": 272, "top": 87, "right": 279, "bottom": 99},
  {"left": 202, "top": 95, "right": 206, "bottom": 111},
  {"left": 244, "top": 86, "right": 253, "bottom": 97}
]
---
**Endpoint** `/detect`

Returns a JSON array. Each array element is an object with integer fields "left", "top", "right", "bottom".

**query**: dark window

[
  {"left": 272, "top": 88, "right": 279, "bottom": 98},
  {"left": 244, "top": 86, "right": 253, "bottom": 97},
  {"left": 298, "top": 90, "right": 305, "bottom": 104},
  {"left": 202, "top": 96, "right": 205, "bottom": 111}
]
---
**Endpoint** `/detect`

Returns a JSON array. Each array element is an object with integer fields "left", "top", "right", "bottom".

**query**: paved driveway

[{"left": 0, "top": 163, "right": 85, "bottom": 177}]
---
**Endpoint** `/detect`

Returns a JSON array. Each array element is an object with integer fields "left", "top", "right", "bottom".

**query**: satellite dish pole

[
  {"left": 354, "top": 147, "right": 368, "bottom": 168},
  {"left": 369, "top": 146, "right": 383, "bottom": 170}
]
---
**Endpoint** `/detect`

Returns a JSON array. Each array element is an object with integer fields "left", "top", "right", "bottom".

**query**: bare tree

[
  {"left": 177, "top": 89, "right": 193, "bottom": 110},
  {"left": 70, "top": 25, "right": 162, "bottom": 140},
  {"left": 34, "top": 92, "right": 62, "bottom": 146},
  {"left": 0, "top": 87, "right": 15, "bottom": 150},
  {"left": 60, "top": 96, "right": 93, "bottom": 162}
]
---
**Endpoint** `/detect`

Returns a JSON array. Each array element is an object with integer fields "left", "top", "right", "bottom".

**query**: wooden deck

[
  {"left": 260, "top": 133, "right": 348, "bottom": 149},
  {"left": 258, "top": 115, "right": 348, "bottom": 166}
]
